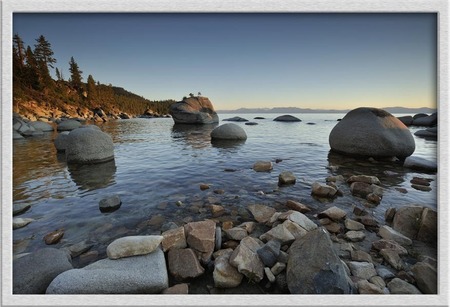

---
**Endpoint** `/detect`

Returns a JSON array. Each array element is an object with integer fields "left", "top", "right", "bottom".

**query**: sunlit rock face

[
  {"left": 329, "top": 107, "right": 415, "bottom": 158},
  {"left": 169, "top": 96, "right": 219, "bottom": 124}
]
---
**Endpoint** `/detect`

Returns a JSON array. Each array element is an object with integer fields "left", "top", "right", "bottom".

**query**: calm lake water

[{"left": 13, "top": 113, "right": 438, "bottom": 264}]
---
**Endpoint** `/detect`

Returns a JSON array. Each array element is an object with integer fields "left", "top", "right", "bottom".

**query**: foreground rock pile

[{"left": 13, "top": 197, "right": 437, "bottom": 294}]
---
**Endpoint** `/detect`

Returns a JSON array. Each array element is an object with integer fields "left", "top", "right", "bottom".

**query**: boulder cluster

[
  {"left": 13, "top": 196, "right": 437, "bottom": 294},
  {"left": 397, "top": 113, "right": 438, "bottom": 140}
]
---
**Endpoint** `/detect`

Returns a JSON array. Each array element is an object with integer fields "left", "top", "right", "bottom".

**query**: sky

[{"left": 13, "top": 13, "right": 437, "bottom": 110}]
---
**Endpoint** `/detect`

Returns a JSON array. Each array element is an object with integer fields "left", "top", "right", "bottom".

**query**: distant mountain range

[{"left": 217, "top": 106, "right": 437, "bottom": 114}]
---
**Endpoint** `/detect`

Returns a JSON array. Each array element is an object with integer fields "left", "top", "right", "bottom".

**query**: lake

[{"left": 12, "top": 113, "right": 438, "bottom": 265}]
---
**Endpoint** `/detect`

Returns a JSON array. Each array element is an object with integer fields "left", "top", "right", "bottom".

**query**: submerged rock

[
  {"left": 169, "top": 96, "right": 219, "bottom": 124},
  {"left": 54, "top": 131, "right": 70, "bottom": 152},
  {"left": 403, "top": 156, "right": 437, "bottom": 172},
  {"left": 223, "top": 116, "right": 248, "bottom": 122},
  {"left": 329, "top": 107, "right": 415, "bottom": 158},
  {"left": 99, "top": 195, "right": 122, "bottom": 212},
  {"left": 253, "top": 161, "right": 273, "bottom": 172}
]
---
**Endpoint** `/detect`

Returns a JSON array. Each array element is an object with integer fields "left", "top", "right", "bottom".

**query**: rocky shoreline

[
  {"left": 13, "top": 168, "right": 437, "bottom": 295},
  {"left": 12, "top": 106, "right": 438, "bottom": 295}
]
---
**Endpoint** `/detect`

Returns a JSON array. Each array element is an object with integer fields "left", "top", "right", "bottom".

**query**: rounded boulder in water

[
  {"left": 65, "top": 128, "right": 114, "bottom": 164},
  {"left": 329, "top": 107, "right": 415, "bottom": 158}
]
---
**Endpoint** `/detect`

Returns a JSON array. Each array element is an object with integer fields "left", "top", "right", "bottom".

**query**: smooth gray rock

[
  {"left": 378, "top": 225, "right": 412, "bottom": 246},
  {"left": 287, "top": 228, "right": 352, "bottom": 294},
  {"left": 169, "top": 96, "right": 219, "bottom": 124},
  {"left": 403, "top": 156, "right": 437, "bottom": 172},
  {"left": 13, "top": 203, "right": 31, "bottom": 216},
  {"left": 414, "top": 129, "right": 437, "bottom": 138},
  {"left": 273, "top": 115, "right": 301, "bottom": 122},
  {"left": 30, "top": 121, "right": 54, "bottom": 132},
  {"left": 348, "top": 261, "right": 377, "bottom": 280},
  {"left": 278, "top": 171, "right": 296, "bottom": 185},
  {"left": 329, "top": 107, "right": 415, "bottom": 158},
  {"left": 57, "top": 120, "right": 82, "bottom": 131},
  {"left": 13, "top": 130, "right": 24, "bottom": 139},
  {"left": 14, "top": 248, "right": 73, "bottom": 294},
  {"left": 99, "top": 195, "right": 122, "bottom": 212},
  {"left": 387, "top": 278, "right": 421, "bottom": 294},
  {"left": 46, "top": 248, "right": 168, "bottom": 294},
  {"left": 257, "top": 240, "right": 281, "bottom": 267},
  {"left": 54, "top": 131, "right": 70, "bottom": 152},
  {"left": 210, "top": 123, "right": 247, "bottom": 140},
  {"left": 411, "top": 262, "right": 437, "bottom": 294},
  {"left": 223, "top": 116, "right": 248, "bottom": 122},
  {"left": 65, "top": 127, "right": 114, "bottom": 164},
  {"left": 397, "top": 115, "right": 413, "bottom": 126},
  {"left": 412, "top": 113, "right": 437, "bottom": 126}
]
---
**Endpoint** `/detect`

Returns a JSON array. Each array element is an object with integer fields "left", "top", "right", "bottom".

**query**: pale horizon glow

[{"left": 13, "top": 13, "right": 437, "bottom": 111}]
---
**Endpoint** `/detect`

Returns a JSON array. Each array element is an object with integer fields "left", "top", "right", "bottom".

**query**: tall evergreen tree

[
  {"left": 13, "top": 34, "right": 26, "bottom": 69},
  {"left": 69, "top": 56, "right": 83, "bottom": 90},
  {"left": 24, "top": 46, "right": 41, "bottom": 90},
  {"left": 34, "top": 35, "right": 56, "bottom": 68},
  {"left": 55, "top": 67, "right": 62, "bottom": 81},
  {"left": 86, "top": 74, "right": 97, "bottom": 102},
  {"left": 34, "top": 35, "right": 56, "bottom": 89}
]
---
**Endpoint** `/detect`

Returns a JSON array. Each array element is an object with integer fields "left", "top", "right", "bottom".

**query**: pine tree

[
  {"left": 69, "top": 56, "right": 83, "bottom": 91},
  {"left": 13, "top": 34, "right": 26, "bottom": 69},
  {"left": 55, "top": 67, "right": 62, "bottom": 81},
  {"left": 24, "top": 46, "right": 41, "bottom": 90},
  {"left": 87, "top": 74, "right": 97, "bottom": 103},
  {"left": 34, "top": 35, "right": 56, "bottom": 89}
]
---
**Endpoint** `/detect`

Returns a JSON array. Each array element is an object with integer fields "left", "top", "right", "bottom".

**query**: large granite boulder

[
  {"left": 210, "top": 123, "right": 247, "bottom": 140},
  {"left": 46, "top": 248, "right": 168, "bottom": 294},
  {"left": 169, "top": 96, "right": 219, "bottom": 124},
  {"left": 13, "top": 248, "right": 73, "bottom": 294},
  {"left": 54, "top": 131, "right": 70, "bottom": 152},
  {"left": 65, "top": 127, "right": 114, "bottom": 164},
  {"left": 329, "top": 107, "right": 415, "bottom": 158},
  {"left": 287, "top": 228, "right": 352, "bottom": 294}
]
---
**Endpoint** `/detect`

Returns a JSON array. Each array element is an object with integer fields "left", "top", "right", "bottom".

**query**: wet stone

[
  {"left": 210, "top": 204, "right": 225, "bottom": 217},
  {"left": 248, "top": 204, "right": 276, "bottom": 223},
  {"left": 344, "top": 219, "right": 365, "bottom": 231},
  {"left": 278, "top": 171, "right": 296, "bottom": 186},
  {"left": 348, "top": 261, "right": 377, "bottom": 280},
  {"left": 253, "top": 161, "right": 273, "bottom": 172},
  {"left": 380, "top": 249, "right": 404, "bottom": 270},
  {"left": 65, "top": 240, "right": 93, "bottom": 258},
  {"left": 344, "top": 231, "right": 366, "bottom": 242},
  {"left": 357, "top": 280, "right": 384, "bottom": 294},
  {"left": 318, "top": 206, "right": 347, "bottom": 221},
  {"left": 351, "top": 250, "right": 372, "bottom": 263},
  {"left": 411, "top": 184, "right": 432, "bottom": 192},
  {"left": 257, "top": 240, "right": 281, "bottom": 267},
  {"left": 13, "top": 218, "right": 34, "bottom": 230},
  {"left": 384, "top": 207, "right": 396, "bottom": 223},
  {"left": 13, "top": 203, "right": 31, "bottom": 216},
  {"left": 168, "top": 248, "right": 205, "bottom": 281},
  {"left": 285, "top": 200, "right": 311, "bottom": 213},
  {"left": 387, "top": 278, "right": 421, "bottom": 294},
  {"left": 395, "top": 188, "right": 408, "bottom": 194},
  {"left": 200, "top": 184, "right": 210, "bottom": 190},
  {"left": 224, "top": 227, "right": 248, "bottom": 241},
  {"left": 44, "top": 229, "right": 64, "bottom": 245},
  {"left": 162, "top": 226, "right": 187, "bottom": 252},
  {"left": 99, "top": 195, "right": 121, "bottom": 212}
]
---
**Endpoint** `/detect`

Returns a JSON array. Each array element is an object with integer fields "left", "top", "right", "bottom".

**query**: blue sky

[{"left": 13, "top": 13, "right": 437, "bottom": 110}]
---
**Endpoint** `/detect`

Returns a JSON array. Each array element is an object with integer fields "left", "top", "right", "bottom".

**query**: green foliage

[
  {"left": 69, "top": 56, "right": 83, "bottom": 91},
  {"left": 13, "top": 33, "right": 177, "bottom": 116}
]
